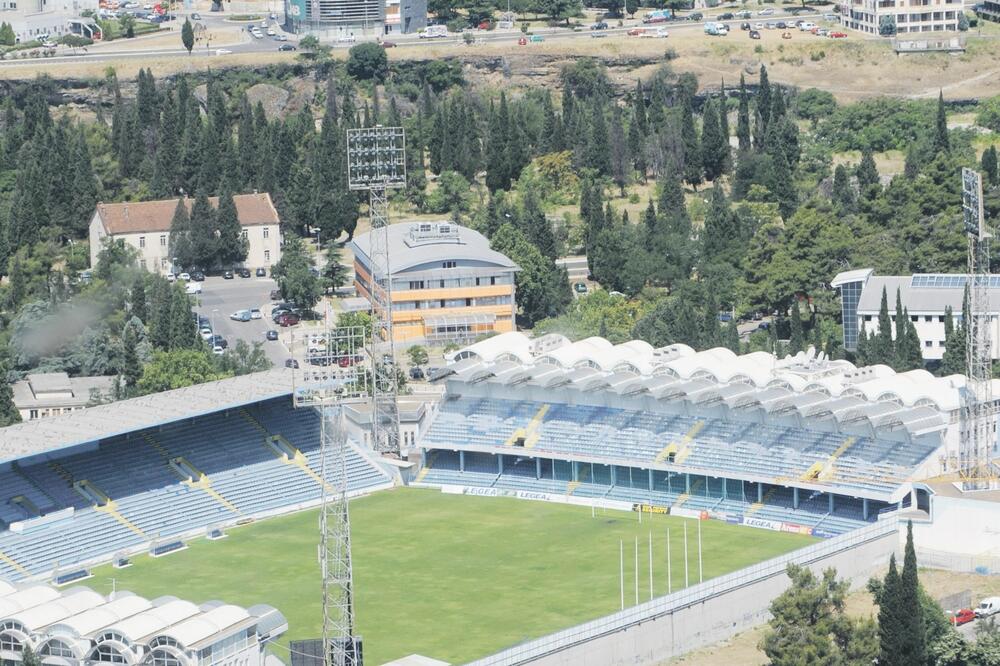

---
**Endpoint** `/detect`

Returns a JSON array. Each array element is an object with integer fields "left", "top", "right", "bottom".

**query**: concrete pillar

[
  {"left": 459, "top": 450, "right": 465, "bottom": 473},
  {"left": 498, "top": 454, "right": 503, "bottom": 475},
  {"left": 536, "top": 457, "right": 541, "bottom": 480},
  {"left": 863, "top": 498, "right": 869, "bottom": 520},
  {"left": 685, "top": 474, "right": 691, "bottom": 494},
  {"left": 828, "top": 493, "right": 835, "bottom": 513},
  {"left": 793, "top": 487, "right": 799, "bottom": 509},
  {"left": 647, "top": 469, "right": 653, "bottom": 492},
  {"left": 667, "top": 473, "right": 672, "bottom": 494},
  {"left": 722, "top": 478, "right": 728, "bottom": 500},
  {"left": 611, "top": 466, "right": 617, "bottom": 486},
  {"left": 572, "top": 460, "right": 578, "bottom": 482},
  {"left": 757, "top": 482, "right": 763, "bottom": 503}
]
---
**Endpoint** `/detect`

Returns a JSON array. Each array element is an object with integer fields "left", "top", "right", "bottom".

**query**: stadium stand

[
  {"left": 415, "top": 333, "right": 961, "bottom": 538},
  {"left": 0, "top": 580, "right": 287, "bottom": 666},
  {"left": 0, "top": 372, "right": 392, "bottom": 581}
]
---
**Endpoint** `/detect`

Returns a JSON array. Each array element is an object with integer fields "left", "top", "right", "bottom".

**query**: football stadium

[{"left": 0, "top": 331, "right": 987, "bottom": 664}]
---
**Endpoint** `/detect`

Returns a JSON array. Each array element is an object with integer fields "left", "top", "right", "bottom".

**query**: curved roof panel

[
  {"left": 157, "top": 605, "right": 250, "bottom": 649},
  {"left": 350, "top": 223, "right": 518, "bottom": 275},
  {"left": 49, "top": 594, "right": 153, "bottom": 638},
  {"left": 6, "top": 588, "right": 105, "bottom": 632},
  {"left": 0, "top": 585, "right": 60, "bottom": 617},
  {"left": 106, "top": 600, "right": 200, "bottom": 643}
]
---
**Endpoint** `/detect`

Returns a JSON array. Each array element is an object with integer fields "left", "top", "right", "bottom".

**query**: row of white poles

[{"left": 619, "top": 520, "right": 703, "bottom": 610}]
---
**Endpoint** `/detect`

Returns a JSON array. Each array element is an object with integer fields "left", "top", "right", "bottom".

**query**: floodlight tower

[
  {"left": 346, "top": 126, "right": 407, "bottom": 456},
  {"left": 960, "top": 167, "right": 995, "bottom": 491}
]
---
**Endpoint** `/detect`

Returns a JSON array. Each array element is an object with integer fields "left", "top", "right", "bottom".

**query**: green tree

[
  {"left": 0, "top": 353, "right": 22, "bottom": 427},
  {"left": 347, "top": 43, "right": 389, "bottom": 81},
  {"left": 940, "top": 305, "right": 965, "bottom": 375},
  {"left": 181, "top": 18, "right": 194, "bottom": 53},
  {"left": 681, "top": 95, "right": 703, "bottom": 188},
  {"left": 899, "top": 521, "right": 927, "bottom": 665},
  {"left": 215, "top": 190, "right": 248, "bottom": 267},
  {"left": 534, "top": 0, "right": 581, "bottom": 25},
  {"left": 119, "top": 318, "right": 144, "bottom": 395},
  {"left": 761, "top": 564, "right": 877, "bottom": 666},
  {"left": 878, "top": 554, "right": 906, "bottom": 666},
  {"left": 490, "top": 223, "right": 571, "bottom": 326},
  {"left": 625, "top": 0, "right": 638, "bottom": 16},
  {"left": 983, "top": 145, "right": 998, "bottom": 186},
  {"left": 21, "top": 645, "right": 41, "bottom": 666},
  {"left": 856, "top": 149, "right": 880, "bottom": 198},
  {"left": 872, "top": 286, "right": 894, "bottom": 365},
  {"left": 217, "top": 340, "right": 272, "bottom": 376},
  {"left": 934, "top": 91, "right": 950, "bottom": 155},
  {"left": 322, "top": 244, "right": 351, "bottom": 293},
  {"left": 794, "top": 88, "right": 837, "bottom": 125},
  {"left": 168, "top": 286, "right": 198, "bottom": 351},
  {"left": 0, "top": 22, "right": 15, "bottom": 46},
  {"left": 879, "top": 14, "right": 897, "bottom": 36},
  {"left": 168, "top": 199, "right": 193, "bottom": 271},
  {"left": 272, "top": 236, "right": 322, "bottom": 310},
  {"left": 407, "top": 345, "right": 429, "bottom": 366},
  {"left": 120, "top": 12, "right": 136, "bottom": 38},
  {"left": 832, "top": 164, "right": 856, "bottom": 214},
  {"left": 788, "top": 300, "right": 805, "bottom": 354},
  {"left": 298, "top": 35, "right": 331, "bottom": 60},
  {"left": 188, "top": 191, "right": 218, "bottom": 270},
  {"left": 138, "top": 349, "right": 229, "bottom": 394},
  {"left": 737, "top": 74, "right": 751, "bottom": 152}
]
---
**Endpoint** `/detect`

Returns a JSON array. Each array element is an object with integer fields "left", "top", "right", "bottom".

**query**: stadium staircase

[
  {"left": 671, "top": 478, "right": 703, "bottom": 510},
  {"left": 744, "top": 486, "right": 780, "bottom": 518},
  {"left": 671, "top": 421, "right": 706, "bottom": 465},
  {"left": 566, "top": 465, "right": 590, "bottom": 495},
  {"left": 95, "top": 501, "right": 148, "bottom": 539}
]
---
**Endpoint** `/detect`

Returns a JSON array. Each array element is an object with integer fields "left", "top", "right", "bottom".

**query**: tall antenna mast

[
  {"left": 291, "top": 325, "right": 369, "bottom": 666},
  {"left": 961, "top": 167, "right": 995, "bottom": 491},
  {"left": 347, "top": 126, "right": 407, "bottom": 456}
]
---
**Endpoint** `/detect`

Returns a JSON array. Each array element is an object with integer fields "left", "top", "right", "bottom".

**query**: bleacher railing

[{"left": 465, "top": 517, "right": 899, "bottom": 666}]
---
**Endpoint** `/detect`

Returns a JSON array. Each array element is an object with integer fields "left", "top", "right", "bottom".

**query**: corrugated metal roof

[{"left": 350, "top": 222, "right": 518, "bottom": 275}]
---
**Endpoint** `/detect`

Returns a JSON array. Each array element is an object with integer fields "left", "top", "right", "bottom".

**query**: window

[
  {"left": 139, "top": 236, "right": 146, "bottom": 248},
  {"left": 465, "top": 298, "right": 472, "bottom": 306},
  {"left": 939, "top": 341, "right": 946, "bottom": 347},
  {"left": 863, "top": 315, "right": 872, "bottom": 322},
  {"left": 29, "top": 410, "right": 38, "bottom": 420},
  {"left": 150, "top": 649, "right": 182, "bottom": 666},
  {"left": 442, "top": 261, "right": 456, "bottom": 269},
  {"left": 925, "top": 340, "right": 933, "bottom": 348},
  {"left": 263, "top": 227, "right": 270, "bottom": 239},
  {"left": 241, "top": 229, "right": 248, "bottom": 240},
  {"left": 938, "top": 315, "right": 945, "bottom": 322},
  {"left": 160, "top": 235, "right": 167, "bottom": 246},
  {"left": 140, "top": 259, "right": 147, "bottom": 269},
  {"left": 264, "top": 250, "right": 270, "bottom": 261},
  {"left": 910, "top": 315, "right": 918, "bottom": 322},
  {"left": 491, "top": 276, "right": 496, "bottom": 286},
  {"left": 42, "top": 640, "right": 75, "bottom": 658},
  {"left": 924, "top": 315, "right": 932, "bottom": 322},
  {"left": 409, "top": 281, "right": 425, "bottom": 290},
  {"left": 0, "top": 634, "right": 21, "bottom": 653}
]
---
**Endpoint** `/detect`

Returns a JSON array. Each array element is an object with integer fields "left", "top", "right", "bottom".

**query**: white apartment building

[
  {"left": 0, "top": 0, "right": 97, "bottom": 42},
  {"left": 839, "top": 0, "right": 963, "bottom": 34},
  {"left": 11, "top": 372, "right": 116, "bottom": 421},
  {"left": 832, "top": 269, "right": 1000, "bottom": 362},
  {"left": 88, "top": 193, "right": 282, "bottom": 276}
]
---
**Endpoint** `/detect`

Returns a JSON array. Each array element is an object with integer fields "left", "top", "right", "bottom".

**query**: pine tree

[
  {"left": 873, "top": 286, "right": 893, "bottom": 365},
  {"left": 941, "top": 305, "right": 966, "bottom": 375},
  {"left": 983, "top": 145, "right": 999, "bottom": 186},
  {"left": 188, "top": 191, "right": 218, "bottom": 270},
  {"left": 0, "top": 352, "right": 21, "bottom": 427},
  {"left": 737, "top": 74, "right": 751, "bottom": 152},
  {"left": 856, "top": 149, "right": 881, "bottom": 198},
  {"left": 757, "top": 65, "right": 772, "bottom": 135},
  {"left": 215, "top": 189, "right": 248, "bottom": 267},
  {"left": 609, "top": 105, "right": 629, "bottom": 195},
  {"left": 700, "top": 97, "right": 726, "bottom": 182},
  {"left": 521, "top": 188, "right": 557, "bottom": 260},
  {"left": 933, "top": 91, "right": 949, "bottom": 155},
  {"left": 131, "top": 275, "right": 147, "bottom": 322},
  {"left": 832, "top": 164, "right": 856, "bottom": 214},
  {"left": 788, "top": 300, "right": 805, "bottom": 354}
]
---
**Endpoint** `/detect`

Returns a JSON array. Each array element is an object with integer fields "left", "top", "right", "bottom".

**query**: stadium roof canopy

[
  {"left": 0, "top": 370, "right": 294, "bottom": 465},
  {"left": 439, "top": 332, "right": 967, "bottom": 439}
]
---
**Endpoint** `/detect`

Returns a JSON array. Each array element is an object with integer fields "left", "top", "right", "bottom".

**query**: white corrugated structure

[{"left": 0, "top": 582, "right": 286, "bottom": 666}]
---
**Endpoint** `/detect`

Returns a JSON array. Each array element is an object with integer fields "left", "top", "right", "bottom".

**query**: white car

[
  {"left": 166, "top": 273, "right": 177, "bottom": 282},
  {"left": 185, "top": 282, "right": 202, "bottom": 294},
  {"left": 199, "top": 327, "right": 213, "bottom": 340},
  {"left": 266, "top": 27, "right": 276, "bottom": 36},
  {"left": 212, "top": 345, "right": 225, "bottom": 355},
  {"left": 41, "top": 40, "right": 57, "bottom": 48},
  {"left": 337, "top": 34, "right": 356, "bottom": 43},
  {"left": 798, "top": 21, "right": 816, "bottom": 30},
  {"left": 754, "top": 22, "right": 764, "bottom": 29},
  {"left": 273, "top": 33, "right": 288, "bottom": 41},
  {"left": 178, "top": 272, "right": 191, "bottom": 281},
  {"left": 250, "top": 308, "right": 262, "bottom": 320},
  {"left": 758, "top": 7, "right": 775, "bottom": 15},
  {"left": 215, "top": 48, "right": 232, "bottom": 55},
  {"left": 640, "top": 27, "right": 669, "bottom": 37}
]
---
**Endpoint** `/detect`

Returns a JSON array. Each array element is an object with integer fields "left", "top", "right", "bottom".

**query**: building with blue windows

[{"left": 832, "top": 269, "right": 1000, "bottom": 361}]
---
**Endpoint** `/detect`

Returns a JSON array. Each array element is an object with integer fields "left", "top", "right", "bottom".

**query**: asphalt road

[
  {"left": 0, "top": 8, "right": 834, "bottom": 67},
  {"left": 192, "top": 275, "right": 290, "bottom": 366}
]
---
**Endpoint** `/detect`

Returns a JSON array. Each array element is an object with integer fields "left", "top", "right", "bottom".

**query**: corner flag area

[{"left": 90, "top": 488, "right": 815, "bottom": 664}]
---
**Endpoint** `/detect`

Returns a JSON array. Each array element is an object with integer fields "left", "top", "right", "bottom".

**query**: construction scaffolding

[
  {"left": 960, "top": 167, "right": 996, "bottom": 491},
  {"left": 347, "top": 126, "right": 407, "bottom": 456}
]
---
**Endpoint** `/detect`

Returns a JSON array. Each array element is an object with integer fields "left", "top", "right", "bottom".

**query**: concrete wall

[
  {"left": 469, "top": 520, "right": 899, "bottom": 666},
  {"left": 913, "top": 494, "right": 1000, "bottom": 556}
]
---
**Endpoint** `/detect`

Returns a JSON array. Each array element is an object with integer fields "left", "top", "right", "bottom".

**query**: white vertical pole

[
  {"left": 592, "top": 504, "right": 595, "bottom": 519},
  {"left": 648, "top": 530, "right": 653, "bottom": 601},
  {"left": 666, "top": 528, "right": 672, "bottom": 595},
  {"left": 634, "top": 537, "right": 639, "bottom": 606},
  {"left": 619, "top": 539, "right": 624, "bottom": 610},
  {"left": 639, "top": 507, "right": 642, "bottom": 524},
  {"left": 698, "top": 519, "right": 704, "bottom": 584},
  {"left": 684, "top": 522, "right": 689, "bottom": 588}
]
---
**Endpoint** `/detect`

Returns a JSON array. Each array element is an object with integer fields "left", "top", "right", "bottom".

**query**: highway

[{"left": 0, "top": 7, "right": 835, "bottom": 67}]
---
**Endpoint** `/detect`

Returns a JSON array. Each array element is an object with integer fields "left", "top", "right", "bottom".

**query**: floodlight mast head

[{"left": 346, "top": 126, "right": 407, "bottom": 192}]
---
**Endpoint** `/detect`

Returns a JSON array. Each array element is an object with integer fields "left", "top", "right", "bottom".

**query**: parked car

[
  {"left": 178, "top": 272, "right": 191, "bottom": 281},
  {"left": 718, "top": 12, "right": 734, "bottom": 19},
  {"left": 239, "top": 268, "right": 252, "bottom": 278},
  {"left": 230, "top": 310, "right": 252, "bottom": 322},
  {"left": 590, "top": 32, "right": 607, "bottom": 38},
  {"left": 749, "top": 29, "right": 761, "bottom": 38},
  {"left": 191, "top": 270, "right": 205, "bottom": 281},
  {"left": 270, "top": 289, "right": 282, "bottom": 301},
  {"left": 223, "top": 270, "right": 234, "bottom": 279},
  {"left": 627, "top": 27, "right": 646, "bottom": 35},
  {"left": 409, "top": 366, "right": 426, "bottom": 380},
  {"left": 642, "top": 27, "right": 669, "bottom": 37},
  {"left": 829, "top": 31, "right": 848, "bottom": 37},
  {"left": 199, "top": 327, "right": 213, "bottom": 340},
  {"left": 776, "top": 21, "right": 786, "bottom": 28},
  {"left": 276, "top": 312, "right": 300, "bottom": 327},
  {"left": 740, "top": 21, "right": 751, "bottom": 30},
  {"left": 590, "top": 20, "right": 608, "bottom": 29},
  {"left": 952, "top": 609, "right": 976, "bottom": 626},
  {"left": 250, "top": 308, "right": 262, "bottom": 320},
  {"left": 209, "top": 335, "right": 228, "bottom": 349},
  {"left": 274, "top": 33, "right": 288, "bottom": 41},
  {"left": 257, "top": 268, "right": 268, "bottom": 277},
  {"left": 976, "top": 598, "right": 1000, "bottom": 618},
  {"left": 185, "top": 282, "right": 203, "bottom": 295},
  {"left": 530, "top": 34, "right": 544, "bottom": 42},
  {"left": 688, "top": 12, "right": 703, "bottom": 20},
  {"left": 573, "top": 282, "right": 588, "bottom": 294},
  {"left": 754, "top": 21, "right": 764, "bottom": 29},
  {"left": 285, "top": 358, "right": 299, "bottom": 369},
  {"left": 517, "top": 36, "right": 527, "bottom": 45},
  {"left": 266, "top": 27, "right": 276, "bottom": 36},
  {"left": 758, "top": 7, "right": 775, "bottom": 14},
  {"left": 266, "top": 330, "right": 279, "bottom": 341},
  {"left": 191, "top": 12, "right": 201, "bottom": 19}
]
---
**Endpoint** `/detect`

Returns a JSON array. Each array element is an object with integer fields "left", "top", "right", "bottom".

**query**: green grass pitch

[{"left": 89, "top": 488, "right": 816, "bottom": 664}]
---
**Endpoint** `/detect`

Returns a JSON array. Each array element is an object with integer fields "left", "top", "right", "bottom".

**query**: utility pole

[{"left": 347, "top": 126, "right": 407, "bottom": 456}]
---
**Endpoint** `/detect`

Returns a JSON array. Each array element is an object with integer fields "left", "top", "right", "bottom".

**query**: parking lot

[{"left": 192, "top": 275, "right": 289, "bottom": 366}]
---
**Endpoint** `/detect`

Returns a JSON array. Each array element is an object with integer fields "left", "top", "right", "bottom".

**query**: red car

[
  {"left": 276, "top": 312, "right": 300, "bottom": 327},
  {"left": 829, "top": 31, "right": 848, "bottom": 38},
  {"left": 627, "top": 27, "right": 645, "bottom": 35},
  {"left": 952, "top": 609, "right": 976, "bottom": 626},
  {"left": 517, "top": 36, "right": 527, "bottom": 45}
]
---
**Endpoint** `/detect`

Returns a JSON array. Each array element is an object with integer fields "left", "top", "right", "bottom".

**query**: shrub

[{"left": 346, "top": 42, "right": 388, "bottom": 81}]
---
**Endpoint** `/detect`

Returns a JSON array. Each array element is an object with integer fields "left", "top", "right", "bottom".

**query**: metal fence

[
  {"left": 465, "top": 518, "right": 899, "bottom": 666},
  {"left": 918, "top": 547, "right": 1000, "bottom": 576}
]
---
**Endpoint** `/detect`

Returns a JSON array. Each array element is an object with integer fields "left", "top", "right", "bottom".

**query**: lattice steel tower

[
  {"left": 347, "top": 127, "right": 407, "bottom": 456},
  {"left": 961, "top": 167, "right": 995, "bottom": 491},
  {"left": 291, "top": 326, "right": 369, "bottom": 666}
]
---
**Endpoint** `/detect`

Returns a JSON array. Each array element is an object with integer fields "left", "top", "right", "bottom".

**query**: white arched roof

[
  {"left": 454, "top": 332, "right": 533, "bottom": 364},
  {"left": 154, "top": 605, "right": 249, "bottom": 649},
  {"left": 4, "top": 588, "right": 105, "bottom": 632},
  {"left": 0, "top": 585, "right": 60, "bottom": 617},
  {"left": 48, "top": 594, "right": 153, "bottom": 639},
  {"left": 661, "top": 347, "right": 739, "bottom": 381},
  {"left": 852, "top": 370, "right": 962, "bottom": 411},
  {"left": 0, "top": 581, "right": 15, "bottom": 597},
  {"left": 105, "top": 600, "right": 200, "bottom": 643},
  {"left": 538, "top": 337, "right": 614, "bottom": 369}
]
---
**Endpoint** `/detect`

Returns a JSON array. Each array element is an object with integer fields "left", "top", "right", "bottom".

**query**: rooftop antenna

[
  {"left": 960, "top": 167, "right": 995, "bottom": 491},
  {"left": 347, "top": 126, "right": 407, "bottom": 457}
]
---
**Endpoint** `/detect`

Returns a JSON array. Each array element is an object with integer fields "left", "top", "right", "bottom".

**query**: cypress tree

[
  {"left": 119, "top": 320, "right": 142, "bottom": 395},
  {"left": 167, "top": 198, "right": 192, "bottom": 270},
  {"left": 903, "top": 143, "right": 920, "bottom": 180},
  {"left": 901, "top": 312, "right": 924, "bottom": 370},
  {"left": 933, "top": 90, "right": 949, "bottom": 155},
  {"left": 892, "top": 288, "right": 907, "bottom": 369},
  {"left": 628, "top": 108, "right": 647, "bottom": 182},
  {"left": 856, "top": 326, "right": 871, "bottom": 366},
  {"left": 71, "top": 131, "right": 99, "bottom": 237},
  {"left": 941, "top": 305, "right": 966, "bottom": 375},
  {"left": 757, "top": 64, "right": 771, "bottom": 135},
  {"left": 609, "top": 105, "right": 629, "bottom": 195},
  {"left": 737, "top": 74, "right": 751, "bottom": 152},
  {"left": 586, "top": 99, "right": 612, "bottom": 176},
  {"left": 878, "top": 554, "right": 905, "bottom": 666},
  {"left": 148, "top": 277, "right": 172, "bottom": 351},
  {"left": 152, "top": 90, "right": 180, "bottom": 198},
  {"left": 188, "top": 191, "right": 217, "bottom": 270},
  {"left": 723, "top": 321, "right": 740, "bottom": 354},
  {"left": 832, "top": 164, "right": 856, "bottom": 214},
  {"left": 131, "top": 275, "right": 147, "bottom": 322},
  {"left": 700, "top": 98, "right": 725, "bottom": 182},
  {"left": 856, "top": 149, "right": 880, "bottom": 197},
  {"left": 874, "top": 286, "right": 893, "bottom": 365},
  {"left": 521, "top": 188, "right": 557, "bottom": 260},
  {"left": 681, "top": 96, "right": 703, "bottom": 189},
  {"left": 0, "top": 353, "right": 21, "bottom": 427},
  {"left": 983, "top": 145, "right": 998, "bottom": 186},
  {"left": 216, "top": 189, "right": 247, "bottom": 267},
  {"left": 168, "top": 286, "right": 198, "bottom": 350},
  {"left": 898, "top": 521, "right": 926, "bottom": 664},
  {"left": 237, "top": 95, "right": 258, "bottom": 191},
  {"left": 701, "top": 293, "right": 721, "bottom": 349},
  {"left": 633, "top": 80, "right": 648, "bottom": 135},
  {"left": 768, "top": 151, "right": 797, "bottom": 220},
  {"left": 788, "top": 300, "right": 805, "bottom": 354}
]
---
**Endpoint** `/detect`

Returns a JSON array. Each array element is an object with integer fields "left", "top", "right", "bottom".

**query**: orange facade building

[{"left": 349, "top": 222, "right": 519, "bottom": 345}]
